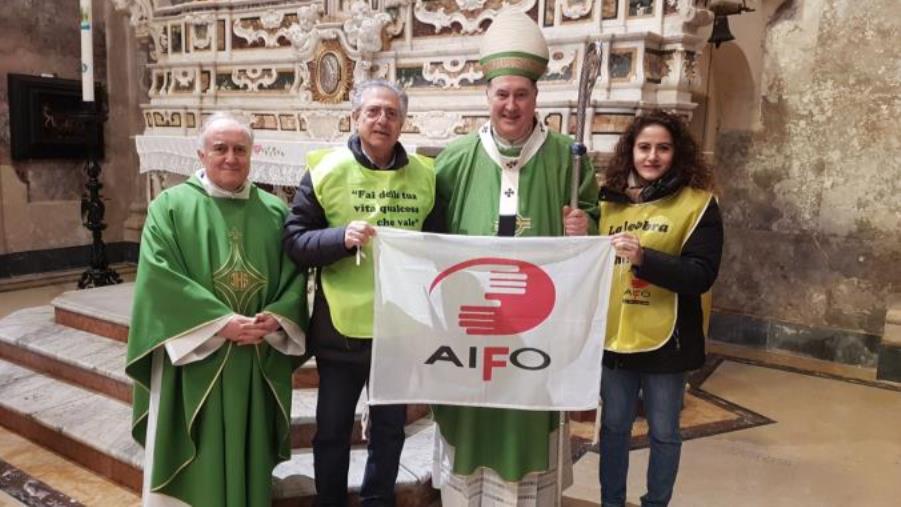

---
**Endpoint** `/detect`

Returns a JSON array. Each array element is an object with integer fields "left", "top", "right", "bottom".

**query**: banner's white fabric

[{"left": 370, "top": 228, "right": 615, "bottom": 411}]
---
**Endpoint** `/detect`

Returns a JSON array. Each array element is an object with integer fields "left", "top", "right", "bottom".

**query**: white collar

[
  {"left": 196, "top": 169, "right": 251, "bottom": 199},
  {"left": 478, "top": 118, "right": 548, "bottom": 173},
  {"left": 478, "top": 119, "right": 548, "bottom": 220}
]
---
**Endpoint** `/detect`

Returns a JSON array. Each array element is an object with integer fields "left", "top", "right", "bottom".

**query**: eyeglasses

[{"left": 361, "top": 106, "right": 401, "bottom": 122}]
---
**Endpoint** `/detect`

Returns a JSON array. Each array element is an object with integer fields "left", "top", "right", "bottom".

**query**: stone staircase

[{"left": 0, "top": 283, "right": 438, "bottom": 506}]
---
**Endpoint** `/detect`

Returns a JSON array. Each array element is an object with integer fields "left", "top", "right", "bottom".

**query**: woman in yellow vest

[{"left": 598, "top": 110, "right": 723, "bottom": 507}]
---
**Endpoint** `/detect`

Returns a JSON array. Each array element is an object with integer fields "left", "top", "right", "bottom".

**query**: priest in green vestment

[
  {"left": 431, "top": 11, "right": 599, "bottom": 507},
  {"left": 126, "top": 112, "right": 307, "bottom": 507}
]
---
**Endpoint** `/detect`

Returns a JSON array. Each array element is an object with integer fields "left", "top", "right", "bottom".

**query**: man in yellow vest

[{"left": 283, "top": 80, "right": 442, "bottom": 506}]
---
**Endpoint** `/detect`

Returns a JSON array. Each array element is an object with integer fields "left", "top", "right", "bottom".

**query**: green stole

[
  {"left": 432, "top": 128, "right": 599, "bottom": 481},
  {"left": 126, "top": 176, "right": 307, "bottom": 506}
]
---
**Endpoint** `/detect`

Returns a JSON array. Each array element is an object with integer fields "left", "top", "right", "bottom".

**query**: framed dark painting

[{"left": 7, "top": 73, "right": 104, "bottom": 160}]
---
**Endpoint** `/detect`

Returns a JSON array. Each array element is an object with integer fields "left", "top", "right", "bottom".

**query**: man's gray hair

[
  {"left": 350, "top": 80, "right": 408, "bottom": 118},
  {"left": 197, "top": 112, "right": 255, "bottom": 149}
]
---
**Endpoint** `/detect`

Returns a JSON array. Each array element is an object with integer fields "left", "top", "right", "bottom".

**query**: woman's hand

[{"left": 610, "top": 232, "right": 644, "bottom": 266}]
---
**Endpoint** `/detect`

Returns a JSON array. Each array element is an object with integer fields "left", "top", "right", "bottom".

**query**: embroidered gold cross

[{"left": 212, "top": 228, "right": 267, "bottom": 315}]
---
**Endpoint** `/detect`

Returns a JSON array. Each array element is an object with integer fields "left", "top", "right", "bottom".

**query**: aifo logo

[
  {"left": 428, "top": 257, "right": 556, "bottom": 335},
  {"left": 425, "top": 257, "right": 556, "bottom": 380}
]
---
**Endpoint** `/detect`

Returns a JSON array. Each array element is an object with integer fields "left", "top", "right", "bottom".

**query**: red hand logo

[{"left": 430, "top": 258, "right": 555, "bottom": 335}]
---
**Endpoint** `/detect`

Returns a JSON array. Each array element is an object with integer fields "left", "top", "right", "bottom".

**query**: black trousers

[{"left": 313, "top": 356, "right": 407, "bottom": 507}]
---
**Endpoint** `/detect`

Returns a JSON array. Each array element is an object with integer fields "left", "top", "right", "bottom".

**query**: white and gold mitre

[{"left": 479, "top": 11, "right": 549, "bottom": 81}]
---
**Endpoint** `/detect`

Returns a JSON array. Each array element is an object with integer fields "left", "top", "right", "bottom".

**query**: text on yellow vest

[
  {"left": 600, "top": 186, "right": 713, "bottom": 353},
  {"left": 310, "top": 148, "right": 436, "bottom": 338}
]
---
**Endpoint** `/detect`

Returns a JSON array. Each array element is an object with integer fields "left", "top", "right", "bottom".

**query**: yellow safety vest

[
  {"left": 310, "top": 148, "right": 435, "bottom": 338},
  {"left": 600, "top": 186, "right": 713, "bottom": 353}
]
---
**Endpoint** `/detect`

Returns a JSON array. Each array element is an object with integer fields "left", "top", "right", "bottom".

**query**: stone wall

[
  {"left": 0, "top": 0, "right": 143, "bottom": 269},
  {"left": 710, "top": 0, "right": 901, "bottom": 365}
]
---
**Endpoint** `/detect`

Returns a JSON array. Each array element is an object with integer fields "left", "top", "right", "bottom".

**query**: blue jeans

[{"left": 599, "top": 366, "right": 685, "bottom": 507}]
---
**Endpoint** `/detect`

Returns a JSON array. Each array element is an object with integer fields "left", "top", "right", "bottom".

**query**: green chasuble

[
  {"left": 432, "top": 128, "right": 599, "bottom": 481},
  {"left": 126, "top": 176, "right": 307, "bottom": 507}
]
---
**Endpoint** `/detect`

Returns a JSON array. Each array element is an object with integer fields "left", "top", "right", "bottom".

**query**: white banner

[{"left": 370, "top": 228, "right": 615, "bottom": 411}]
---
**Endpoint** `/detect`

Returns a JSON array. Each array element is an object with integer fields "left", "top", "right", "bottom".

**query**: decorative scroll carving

[
  {"left": 232, "top": 67, "right": 279, "bottom": 92},
  {"left": 287, "top": 3, "right": 326, "bottom": 55},
  {"left": 422, "top": 59, "right": 483, "bottom": 88},
  {"left": 414, "top": 112, "right": 463, "bottom": 139},
  {"left": 383, "top": 0, "right": 412, "bottom": 39},
  {"left": 561, "top": 0, "right": 593, "bottom": 20},
  {"left": 344, "top": 1, "right": 392, "bottom": 53},
  {"left": 455, "top": 0, "right": 489, "bottom": 10},
  {"left": 233, "top": 12, "right": 291, "bottom": 48},
  {"left": 292, "top": 64, "right": 314, "bottom": 102},
  {"left": 260, "top": 10, "right": 285, "bottom": 30},
  {"left": 185, "top": 12, "right": 215, "bottom": 50},
  {"left": 301, "top": 111, "right": 347, "bottom": 141},
  {"left": 172, "top": 68, "right": 196, "bottom": 91},
  {"left": 546, "top": 47, "right": 577, "bottom": 79},
  {"left": 414, "top": 0, "right": 536, "bottom": 35}
]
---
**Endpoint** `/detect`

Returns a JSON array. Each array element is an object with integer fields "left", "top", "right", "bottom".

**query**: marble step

[
  {"left": 272, "top": 417, "right": 438, "bottom": 507},
  {"left": 51, "top": 283, "right": 319, "bottom": 388},
  {"left": 0, "top": 306, "right": 370, "bottom": 449},
  {"left": 0, "top": 357, "right": 438, "bottom": 505}
]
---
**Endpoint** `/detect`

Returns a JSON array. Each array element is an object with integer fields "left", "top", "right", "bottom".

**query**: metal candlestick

[{"left": 76, "top": 99, "right": 121, "bottom": 289}]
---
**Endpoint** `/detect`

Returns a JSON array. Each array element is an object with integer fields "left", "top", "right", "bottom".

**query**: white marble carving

[
  {"left": 302, "top": 112, "right": 347, "bottom": 142},
  {"left": 260, "top": 10, "right": 286, "bottom": 30},
  {"left": 293, "top": 64, "right": 314, "bottom": 101},
  {"left": 414, "top": 0, "right": 536, "bottom": 35},
  {"left": 185, "top": 12, "right": 215, "bottom": 50},
  {"left": 172, "top": 68, "right": 196, "bottom": 89},
  {"left": 561, "top": 0, "right": 594, "bottom": 20},
  {"left": 344, "top": 1, "right": 392, "bottom": 54},
  {"left": 414, "top": 112, "right": 463, "bottom": 139},
  {"left": 232, "top": 67, "right": 279, "bottom": 92},
  {"left": 421, "top": 59, "right": 483, "bottom": 88},
  {"left": 547, "top": 47, "right": 578, "bottom": 78},
  {"left": 287, "top": 4, "right": 327, "bottom": 56},
  {"left": 455, "top": 0, "right": 489, "bottom": 11},
  {"left": 234, "top": 13, "right": 290, "bottom": 48}
]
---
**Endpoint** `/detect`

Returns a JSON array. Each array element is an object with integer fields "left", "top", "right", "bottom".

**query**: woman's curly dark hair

[{"left": 604, "top": 109, "right": 714, "bottom": 193}]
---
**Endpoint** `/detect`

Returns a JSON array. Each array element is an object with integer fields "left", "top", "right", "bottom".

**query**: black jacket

[
  {"left": 282, "top": 136, "right": 444, "bottom": 363},
  {"left": 599, "top": 179, "right": 724, "bottom": 373}
]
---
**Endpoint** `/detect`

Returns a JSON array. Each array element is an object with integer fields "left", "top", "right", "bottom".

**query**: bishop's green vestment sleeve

[{"left": 125, "top": 177, "right": 307, "bottom": 507}]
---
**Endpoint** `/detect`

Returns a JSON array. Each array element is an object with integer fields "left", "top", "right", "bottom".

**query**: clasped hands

[{"left": 219, "top": 313, "right": 281, "bottom": 345}]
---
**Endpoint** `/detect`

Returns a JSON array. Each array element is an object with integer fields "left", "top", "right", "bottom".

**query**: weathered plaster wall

[
  {"left": 712, "top": 0, "right": 901, "bottom": 361},
  {"left": 0, "top": 0, "right": 142, "bottom": 258}
]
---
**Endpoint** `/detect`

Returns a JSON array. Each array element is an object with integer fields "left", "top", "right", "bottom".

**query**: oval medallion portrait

[{"left": 318, "top": 52, "right": 341, "bottom": 95}]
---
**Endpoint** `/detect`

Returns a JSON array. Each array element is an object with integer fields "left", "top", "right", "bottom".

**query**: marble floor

[{"left": 1, "top": 283, "right": 900, "bottom": 506}]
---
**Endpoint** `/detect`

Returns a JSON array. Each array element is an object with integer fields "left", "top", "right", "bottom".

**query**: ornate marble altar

[{"left": 113, "top": 0, "right": 713, "bottom": 190}]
